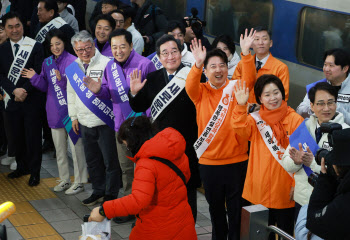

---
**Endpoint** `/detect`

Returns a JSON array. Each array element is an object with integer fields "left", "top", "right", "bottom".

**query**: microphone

[{"left": 0, "top": 202, "right": 16, "bottom": 223}]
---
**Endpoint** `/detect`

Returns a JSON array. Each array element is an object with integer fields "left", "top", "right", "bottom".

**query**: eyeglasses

[
  {"left": 160, "top": 49, "right": 179, "bottom": 58},
  {"left": 315, "top": 100, "right": 336, "bottom": 108},
  {"left": 75, "top": 46, "right": 93, "bottom": 54}
]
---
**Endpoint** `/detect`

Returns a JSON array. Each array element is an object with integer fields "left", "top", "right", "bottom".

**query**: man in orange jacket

[{"left": 232, "top": 27, "right": 289, "bottom": 104}]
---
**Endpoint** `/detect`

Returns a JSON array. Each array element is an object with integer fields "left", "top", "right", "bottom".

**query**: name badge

[
  {"left": 337, "top": 94, "right": 350, "bottom": 103},
  {"left": 89, "top": 70, "right": 103, "bottom": 78}
]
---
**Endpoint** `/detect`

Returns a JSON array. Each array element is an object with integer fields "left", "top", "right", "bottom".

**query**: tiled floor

[{"left": 0, "top": 152, "right": 212, "bottom": 239}]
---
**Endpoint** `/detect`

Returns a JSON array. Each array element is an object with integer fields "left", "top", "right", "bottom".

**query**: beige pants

[
  {"left": 51, "top": 128, "right": 88, "bottom": 183},
  {"left": 116, "top": 132, "right": 134, "bottom": 196}
]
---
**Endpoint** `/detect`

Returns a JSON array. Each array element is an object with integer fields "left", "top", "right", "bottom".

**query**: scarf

[{"left": 259, "top": 100, "right": 290, "bottom": 149}]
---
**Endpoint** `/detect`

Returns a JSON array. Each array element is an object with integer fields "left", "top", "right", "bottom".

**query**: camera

[
  {"left": 308, "top": 122, "right": 342, "bottom": 186},
  {"left": 183, "top": 8, "right": 207, "bottom": 28}
]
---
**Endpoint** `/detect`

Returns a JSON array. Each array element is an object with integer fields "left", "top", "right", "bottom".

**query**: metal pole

[{"left": 267, "top": 225, "right": 295, "bottom": 240}]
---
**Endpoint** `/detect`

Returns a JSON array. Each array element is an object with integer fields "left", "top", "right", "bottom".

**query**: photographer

[{"left": 306, "top": 128, "right": 350, "bottom": 239}]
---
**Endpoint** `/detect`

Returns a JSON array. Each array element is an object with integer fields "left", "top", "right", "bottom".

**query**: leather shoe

[
  {"left": 8, "top": 170, "right": 28, "bottom": 179},
  {"left": 28, "top": 174, "right": 40, "bottom": 186}
]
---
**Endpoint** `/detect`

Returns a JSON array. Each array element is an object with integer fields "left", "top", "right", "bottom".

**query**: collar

[
  {"left": 10, "top": 36, "right": 24, "bottom": 47},
  {"left": 256, "top": 53, "right": 270, "bottom": 68},
  {"left": 59, "top": 9, "right": 68, "bottom": 18},
  {"left": 54, "top": 50, "right": 68, "bottom": 63},
  {"left": 114, "top": 49, "right": 135, "bottom": 68},
  {"left": 127, "top": 23, "right": 136, "bottom": 31},
  {"left": 209, "top": 80, "right": 226, "bottom": 89},
  {"left": 181, "top": 43, "right": 188, "bottom": 56},
  {"left": 166, "top": 70, "right": 177, "bottom": 77}
]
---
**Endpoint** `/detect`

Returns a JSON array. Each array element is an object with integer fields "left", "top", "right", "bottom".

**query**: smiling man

[
  {"left": 231, "top": 27, "right": 289, "bottom": 104},
  {"left": 297, "top": 48, "right": 350, "bottom": 125},
  {"left": 84, "top": 29, "right": 155, "bottom": 223},
  {"left": 94, "top": 14, "right": 115, "bottom": 59}
]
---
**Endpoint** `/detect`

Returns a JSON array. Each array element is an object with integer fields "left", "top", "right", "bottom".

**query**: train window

[
  {"left": 298, "top": 8, "right": 350, "bottom": 68},
  {"left": 152, "top": 0, "right": 186, "bottom": 20},
  {"left": 205, "top": 0, "right": 273, "bottom": 42}
]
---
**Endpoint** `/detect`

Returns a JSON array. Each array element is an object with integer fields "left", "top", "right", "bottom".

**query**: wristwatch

[{"left": 99, "top": 205, "right": 106, "bottom": 217}]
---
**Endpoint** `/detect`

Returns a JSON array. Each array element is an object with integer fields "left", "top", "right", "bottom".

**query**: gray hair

[{"left": 71, "top": 30, "right": 94, "bottom": 48}]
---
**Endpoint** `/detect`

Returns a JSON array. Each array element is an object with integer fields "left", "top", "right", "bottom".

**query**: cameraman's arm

[{"left": 306, "top": 172, "right": 338, "bottom": 239}]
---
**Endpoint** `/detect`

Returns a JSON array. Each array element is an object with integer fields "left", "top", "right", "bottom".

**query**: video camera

[
  {"left": 308, "top": 122, "right": 342, "bottom": 187},
  {"left": 183, "top": 8, "right": 206, "bottom": 39}
]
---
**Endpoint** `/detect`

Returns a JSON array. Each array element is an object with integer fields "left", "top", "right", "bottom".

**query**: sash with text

[{"left": 35, "top": 17, "right": 67, "bottom": 43}]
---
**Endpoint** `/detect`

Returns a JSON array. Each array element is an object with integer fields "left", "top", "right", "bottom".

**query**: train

[{"left": 87, "top": 0, "right": 350, "bottom": 108}]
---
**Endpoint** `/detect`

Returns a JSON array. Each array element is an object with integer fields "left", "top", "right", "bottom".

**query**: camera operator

[
  {"left": 306, "top": 128, "right": 350, "bottom": 239},
  {"left": 282, "top": 82, "right": 349, "bottom": 220}
]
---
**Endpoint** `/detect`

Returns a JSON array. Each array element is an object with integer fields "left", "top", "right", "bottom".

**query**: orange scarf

[{"left": 259, "top": 101, "right": 290, "bottom": 149}]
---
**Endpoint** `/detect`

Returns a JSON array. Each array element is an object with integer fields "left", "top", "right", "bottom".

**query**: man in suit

[
  {"left": 128, "top": 34, "right": 204, "bottom": 222},
  {"left": 0, "top": 11, "right": 45, "bottom": 186}
]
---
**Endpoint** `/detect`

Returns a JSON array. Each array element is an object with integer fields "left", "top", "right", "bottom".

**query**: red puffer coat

[{"left": 103, "top": 128, "right": 197, "bottom": 240}]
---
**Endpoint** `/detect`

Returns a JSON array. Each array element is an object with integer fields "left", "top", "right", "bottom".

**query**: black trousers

[
  {"left": 187, "top": 186, "right": 197, "bottom": 222},
  {"left": 7, "top": 106, "right": 42, "bottom": 175},
  {"left": 268, "top": 207, "right": 295, "bottom": 240},
  {"left": 200, "top": 161, "right": 248, "bottom": 240},
  {"left": 0, "top": 110, "right": 7, "bottom": 150},
  {"left": 3, "top": 111, "right": 16, "bottom": 157},
  {"left": 80, "top": 124, "right": 121, "bottom": 196}
]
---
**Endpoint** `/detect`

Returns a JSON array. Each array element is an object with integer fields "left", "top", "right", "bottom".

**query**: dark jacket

[
  {"left": 133, "top": 0, "right": 168, "bottom": 56},
  {"left": 307, "top": 171, "right": 350, "bottom": 239},
  {"left": 129, "top": 64, "right": 205, "bottom": 188},
  {"left": 0, "top": 40, "right": 45, "bottom": 112}
]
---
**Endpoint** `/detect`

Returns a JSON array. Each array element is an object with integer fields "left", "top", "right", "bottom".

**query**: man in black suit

[
  {"left": 0, "top": 12, "right": 45, "bottom": 186},
  {"left": 129, "top": 34, "right": 204, "bottom": 222}
]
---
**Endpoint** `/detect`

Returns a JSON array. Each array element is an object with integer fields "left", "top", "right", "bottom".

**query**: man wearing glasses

[
  {"left": 66, "top": 30, "right": 121, "bottom": 206},
  {"left": 128, "top": 34, "right": 205, "bottom": 222},
  {"left": 297, "top": 48, "right": 350, "bottom": 125}
]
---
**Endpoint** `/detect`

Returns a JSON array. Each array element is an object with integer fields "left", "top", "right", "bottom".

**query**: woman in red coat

[{"left": 89, "top": 116, "right": 197, "bottom": 240}]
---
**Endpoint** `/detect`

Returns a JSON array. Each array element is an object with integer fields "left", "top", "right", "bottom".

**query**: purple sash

[
  {"left": 66, "top": 61, "right": 115, "bottom": 129},
  {"left": 45, "top": 56, "right": 80, "bottom": 144},
  {"left": 106, "top": 61, "right": 144, "bottom": 119}
]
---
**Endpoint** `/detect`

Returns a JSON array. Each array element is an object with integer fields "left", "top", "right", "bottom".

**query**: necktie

[
  {"left": 83, "top": 64, "right": 89, "bottom": 71},
  {"left": 169, "top": 74, "right": 174, "bottom": 81},
  {"left": 256, "top": 61, "right": 262, "bottom": 72},
  {"left": 315, "top": 127, "right": 322, "bottom": 144},
  {"left": 14, "top": 43, "right": 20, "bottom": 56}
]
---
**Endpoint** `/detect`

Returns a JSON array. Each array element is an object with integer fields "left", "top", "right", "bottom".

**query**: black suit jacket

[
  {"left": 0, "top": 39, "right": 45, "bottom": 112},
  {"left": 129, "top": 64, "right": 206, "bottom": 188}
]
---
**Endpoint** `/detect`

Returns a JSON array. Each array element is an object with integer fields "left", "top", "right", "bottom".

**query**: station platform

[{"left": 0, "top": 152, "right": 212, "bottom": 239}]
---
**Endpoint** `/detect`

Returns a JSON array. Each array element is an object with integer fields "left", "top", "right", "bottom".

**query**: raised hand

[
  {"left": 55, "top": 69, "right": 62, "bottom": 81},
  {"left": 21, "top": 68, "right": 36, "bottom": 79},
  {"left": 130, "top": 69, "right": 146, "bottom": 96},
  {"left": 301, "top": 147, "right": 314, "bottom": 167},
  {"left": 240, "top": 28, "right": 256, "bottom": 56},
  {"left": 190, "top": 38, "right": 206, "bottom": 68},
  {"left": 289, "top": 145, "right": 303, "bottom": 165},
  {"left": 83, "top": 76, "right": 101, "bottom": 94},
  {"left": 233, "top": 80, "right": 249, "bottom": 105}
]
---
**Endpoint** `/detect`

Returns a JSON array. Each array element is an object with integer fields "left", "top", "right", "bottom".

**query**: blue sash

[
  {"left": 66, "top": 62, "right": 115, "bottom": 129},
  {"left": 306, "top": 79, "right": 327, "bottom": 94},
  {"left": 106, "top": 61, "right": 144, "bottom": 119},
  {"left": 45, "top": 56, "right": 80, "bottom": 144},
  {"left": 147, "top": 52, "right": 163, "bottom": 70},
  {"left": 289, "top": 120, "right": 320, "bottom": 176}
]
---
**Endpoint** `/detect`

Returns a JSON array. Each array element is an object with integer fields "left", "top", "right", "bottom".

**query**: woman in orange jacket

[
  {"left": 232, "top": 76, "right": 303, "bottom": 240},
  {"left": 88, "top": 116, "right": 197, "bottom": 240}
]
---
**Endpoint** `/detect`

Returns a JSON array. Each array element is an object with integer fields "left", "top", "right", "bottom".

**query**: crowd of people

[{"left": 0, "top": 0, "right": 350, "bottom": 239}]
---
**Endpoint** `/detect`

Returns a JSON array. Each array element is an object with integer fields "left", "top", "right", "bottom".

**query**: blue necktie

[
  {"left": 315, "top": 127, "right": 322, "bottom": 144},
  {"left": 169, "top": 74, "right": 174, "bottom": 81}
]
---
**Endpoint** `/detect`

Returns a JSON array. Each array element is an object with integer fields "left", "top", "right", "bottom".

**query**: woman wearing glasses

[
  {"left": 89, "top": 116, "right": 197, "bottom": 240},
  {"left": 22, "top": 28, "right": 88, "bottom": 195}
]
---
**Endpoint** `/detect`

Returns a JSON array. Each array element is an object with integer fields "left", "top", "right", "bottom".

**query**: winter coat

[{"left": 103, "top": 128, "right": 197, "bottom": 240}]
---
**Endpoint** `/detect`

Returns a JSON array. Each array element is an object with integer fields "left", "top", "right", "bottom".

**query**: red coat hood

[{"left": 130, "top": 128, "right": 186, "bottom": 163}]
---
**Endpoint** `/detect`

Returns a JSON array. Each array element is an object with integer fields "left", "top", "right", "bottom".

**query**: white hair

[{"left": 71, "top": 30, "right": 94, "bottom": 48}]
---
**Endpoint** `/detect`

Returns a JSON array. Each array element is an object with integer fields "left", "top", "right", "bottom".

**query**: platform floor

[{"left": 0, "top": 152, "right": 212, "bottom": 240}]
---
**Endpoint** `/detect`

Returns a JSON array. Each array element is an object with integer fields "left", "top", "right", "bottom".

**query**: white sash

[
  {"left": 250, "top": 111, "right": 293, "bottom": 178},
  {"left": 150, "top": 67, "right": 191, "bottom": 121},
  {"left": 193, "top": 80, "right": 236, "bottom": 159},
  {"left": 35, "top": 17, "right": 67, "bottom": 43},
  {"left": 3, "top": 37, "right": 36, "bottom": 108}
]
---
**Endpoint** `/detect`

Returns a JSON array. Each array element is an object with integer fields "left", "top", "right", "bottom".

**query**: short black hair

[
  {"left": 45, "top": 28, "right": 68, "bottom": 52},
  {"left": 212, "top": 34, "right": 236, "bottom": 55},
  {"left": 122, "top": 6, "right": 136, "bottom": 22},
  {"left": 109, "top": 28, "right": 132, "bottom": 45},
  {"left": 308, "top": 82, "right": 338, "bottom": 104},
  {"left": 56, "top": 0, "right": 68, "bottom": 3},
  {"left": 254, "top": 74, "right": 285, "bottom": 104},
  {"left": 254, "top": 26, "right": 272, "bottom": 39},
  {"left": 156, "top": 34, "right": 182, "bottom": 56},
  {"left": 1, "top": 11, "right": 24, "bottom": 26},
  {"left": 167, "top": 20, "right": 186, "bottom": 36},
  {"left": 95, "top": 14, "right": 116, "bottom": 31},
  {"left": 39, "top": 0, "right": 59, "bottom": 15},
  {"left": 323, "top": 48, "right": 350, "bottom": 75},
  {"left": 117, "top": 116, "right": 158, "bottom": 156},
  {"left": 109, "top": 9, "right": 125, "bottom": 20},
  {"left": 204, "top": 48, "right": 228, "bottom": 69},
  {"left": 102, "top": 0, "right": 118, "bottom": 7}
]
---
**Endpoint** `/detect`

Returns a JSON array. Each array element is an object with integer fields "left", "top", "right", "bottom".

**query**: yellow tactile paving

[
  {"left": 16, "top": 223, "right": 58, "bottom": 239},
  {"left": 12, "top": 202, "right": 35, "bottom": 214},
  {"left": 29, "top": 235, "right": 64, "bottom": 240},
  {"left": 0, "top": 174, "right": 27, "bottom": 203},
  {"left": 8, "top": 212, "right": 46, "bottom": 227},
  {"left": 41, "top": 176, "right": 75, "bottom": 188}
]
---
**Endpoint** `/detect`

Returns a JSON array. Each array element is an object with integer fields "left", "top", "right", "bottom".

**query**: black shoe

[
  {"left": 28, "top": 174, "right": 40, "bottom": 186},
  {"left": 103, "top": 195, "right": 118, "bottom": 202},
  {"left": 8, "top": 170, "right": 28, "bottom": 179},
  {"left": 82, "top": 194, "right": 104, "bottom": 206},
  {"left": 42, "top": 140, "right": 54, "bottom": 153},
  {"left": 113, "top": 215, "right": 135, "bottom": 224}
]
